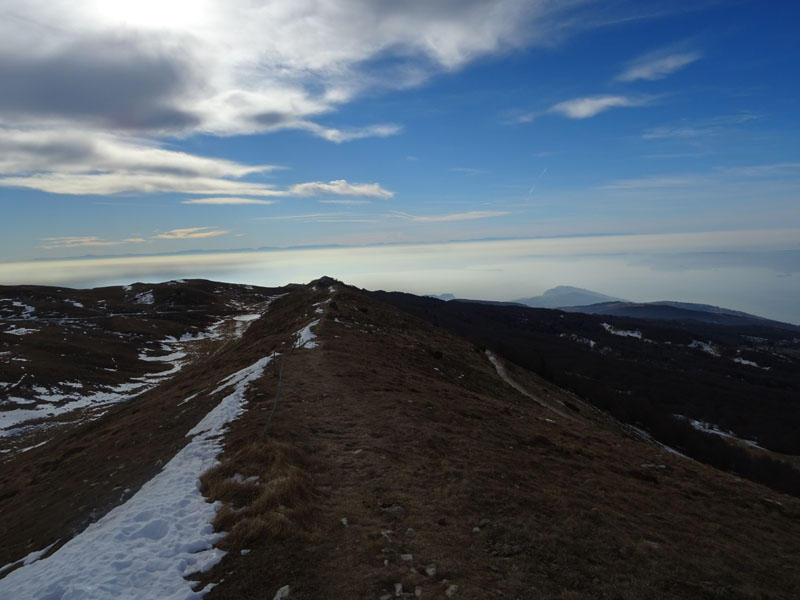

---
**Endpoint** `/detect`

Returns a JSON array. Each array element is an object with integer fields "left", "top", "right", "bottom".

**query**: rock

[
  {"left": 425, "top": 563, "right": 437, "bottom": 577},
  {"left": 273, "top": 585, "right": 290, "bottom": 600},
  {"left": 472, "top": 526, "right": 480, "bottom": 533},
  {"left": 341, "top": 517, "right": 349, "bottom": 527},
  {"left": 394, "top": 582, "right": 403, "bottom": 596},
  {"left": 415, "top": 586, "right": 423, "bottom": 597},
  {"left": 400, "top": 553, "right": 413, "bottom": 561},
  {"left": 445, "top": 584, "right": 458, "bottom": 597},
  {"left": 642, "top": 540, "right": 661, "bottom": 551},
  {"left": 405, "top": 527, "right": 416, "bottom": 537}
]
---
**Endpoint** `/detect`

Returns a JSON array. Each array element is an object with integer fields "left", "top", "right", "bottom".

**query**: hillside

[
  {"left": 560, "top": 300, "right": 796, "bottom": 329},
  {"left": 1, "top": 279, "right": 799, "bottom": 598}
]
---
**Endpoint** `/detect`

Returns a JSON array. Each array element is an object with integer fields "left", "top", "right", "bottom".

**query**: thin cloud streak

[
  {"left": 181, "top": 197, "right": 275, "bottom": 205},
  {"left": 153, "top": 227, "right": 230, "bottom": 240},
  {"left": 616, "top": 50, "right": 701, "bottom": 81},
  {"left": 255, "top": 210, "right": 509, "bottom": 224},
  {"left": 1, "top": 172, "right": 393, "bottom": 198},
  {"left": 38, "top": 236, "right": 148, "bottom": 249},
  {"left": 392, "top": 210, "right": 509, "bottom": 222}
]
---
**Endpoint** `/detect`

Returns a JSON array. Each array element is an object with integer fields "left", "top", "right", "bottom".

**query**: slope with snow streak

[{"left": 0, "top": 355, "right": 274, "bottom": 600}]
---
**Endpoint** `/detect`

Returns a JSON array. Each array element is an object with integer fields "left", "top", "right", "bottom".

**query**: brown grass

[{"left": 199, "top": 439, "right": 316, "bottom": 551}]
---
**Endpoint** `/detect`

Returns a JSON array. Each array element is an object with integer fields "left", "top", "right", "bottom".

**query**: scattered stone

[
  {"left": 472, "top": 526, "right": 480, "bottom": 533},
  {"left": 240, "top": 548, "right": 250, "bottom": 555},
  {"left": 380, "top": 595, "right": 392, "bottom": 600},
  {"left": 273, "top": 584, "right": 290, "bottom": 600},
  {"left": 400, "top": 553, "right": 413, "bottom": 561},
  {"left": 394, "top": 582, "right": 403, "bottom": 596},
  {"left": 425, "top": 563, "right": 437, "bottom": 577},
  {"left": 341, "top": 517, "right": 349, "bottom": 527},
  {"left": 415, "top": 586, "right": 423, "bottom": 597},
  {"left": 385, "top": 504, "right": 405, "bottom": 516},
  {"left": 642, "top": 540, "right": 661, "bottom": 551},
  {"left": 405, "top": 527, "right": 416, "bottom": 537},
  {"left": 445, "top": 584, "right": 458, "bottom": 597}
]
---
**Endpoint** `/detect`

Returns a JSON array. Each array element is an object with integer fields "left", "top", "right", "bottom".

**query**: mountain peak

[{"left": 515, "top": 285, "right": 626, "bottom": 308}]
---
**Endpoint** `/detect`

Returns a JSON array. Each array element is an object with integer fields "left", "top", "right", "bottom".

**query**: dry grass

[{"left": 199, "top": 439, "right": 316, "bottom": 550}]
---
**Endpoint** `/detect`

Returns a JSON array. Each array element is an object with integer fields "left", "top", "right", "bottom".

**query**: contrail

[{"left": 528, "top": 167, "right": 548, "bottom": 196}]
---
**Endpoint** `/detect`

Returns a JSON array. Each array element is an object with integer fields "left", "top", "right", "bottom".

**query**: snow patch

[
  {"left": 132, "top": 290, "right": 155, "bottom": 305},
  {"left": 601, "top": 323, "right": 645, "bottom": 339},
  {"left": 733, "top": 357, "right": 769, "bottom": 370},
  {"left": 4, "top": 327, "right": 38, "bottom": 336},
  {"left": 682, "top": 417, "right": 762, "bottom": 449},
  {"left": 0, "top": 355, "right": 273, "bottom": 600},
  {"left": 689, "top": 340, "right": 720, "bottom": 357},
  {"left": 139, "top": 351, "right": 187, "bottom": 363},
  {"left": 294, "top": 319, "right": 320, "bottom": 349}
]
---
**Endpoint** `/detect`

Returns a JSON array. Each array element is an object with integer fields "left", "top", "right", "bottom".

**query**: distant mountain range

[{"left": 509, "top": 286, "right": 797, "bottom": 329}]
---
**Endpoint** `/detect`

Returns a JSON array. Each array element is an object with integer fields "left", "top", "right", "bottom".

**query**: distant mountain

[
  {"left": 514, "top": 286, "right": 626, "bottom": 309},
  {"left": 424, "top": 293, "right": 455, "bottom": 301},
  {"left": 561, "top": 301, "right": 799, "bottom": 330}
]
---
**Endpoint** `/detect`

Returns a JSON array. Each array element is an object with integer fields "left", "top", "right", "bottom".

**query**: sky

[{"left": 1, "top": 1, "right": 798, "bottom": 321}]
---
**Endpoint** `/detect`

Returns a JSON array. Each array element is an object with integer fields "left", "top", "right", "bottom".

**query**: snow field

[{"left": 0, "top": 355, "right": 274, "bottom": 600}]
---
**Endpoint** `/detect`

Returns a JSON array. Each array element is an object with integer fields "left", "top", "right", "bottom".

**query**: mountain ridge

[{"left": 1, "top": 279, "right": 799, "bottom": 598}]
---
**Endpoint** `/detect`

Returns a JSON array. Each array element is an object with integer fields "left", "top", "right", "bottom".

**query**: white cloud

[
  {"left": 0, "top": 1, "right": 702, "bottom": 202},
  {"left": 617, "top": 50, "right": 701, "bottom": 82},
  {"left": 154, "top": 227, "right": 230, "bottom": 240},
  {"left": 0, "top": 129, "right": 278, "bottom": 177},
  {"left": 1, "top": 171, "right": 393, "bottom": 198},
  {"left": 0, "top": 172, "right": 280, "bottom": 196},
  {"left": 287, "top": 180, "right": 394, "bottom": 199},
  {"left": 181, "top": 197, "right": 275, "bottom": 205},
  {"left": 299, "top": 123, "right": 403, "bottom": 143},
  {"left": 549, "top": 95, "right": 649, "bottom": 119},
  {"left": 0, "top": 0, "right": 581, "bottom": 141}
]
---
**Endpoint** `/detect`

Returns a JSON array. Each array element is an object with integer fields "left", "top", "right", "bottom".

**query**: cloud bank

[{"left": 0, "top": 1, "right": 665, "bottom": 198}]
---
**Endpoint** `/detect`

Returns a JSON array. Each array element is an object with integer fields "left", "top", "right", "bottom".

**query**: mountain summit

[
  {"left": 514, "top": 285, "right": 627, "bottom": 309},
  {"left": 1, "top": 279, "right": 798, "bottom": 598}
]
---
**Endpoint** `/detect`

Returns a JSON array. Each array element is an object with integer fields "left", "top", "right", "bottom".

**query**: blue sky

[{"left": 1, "top": 1, "right": 798, "bottom": 320}]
